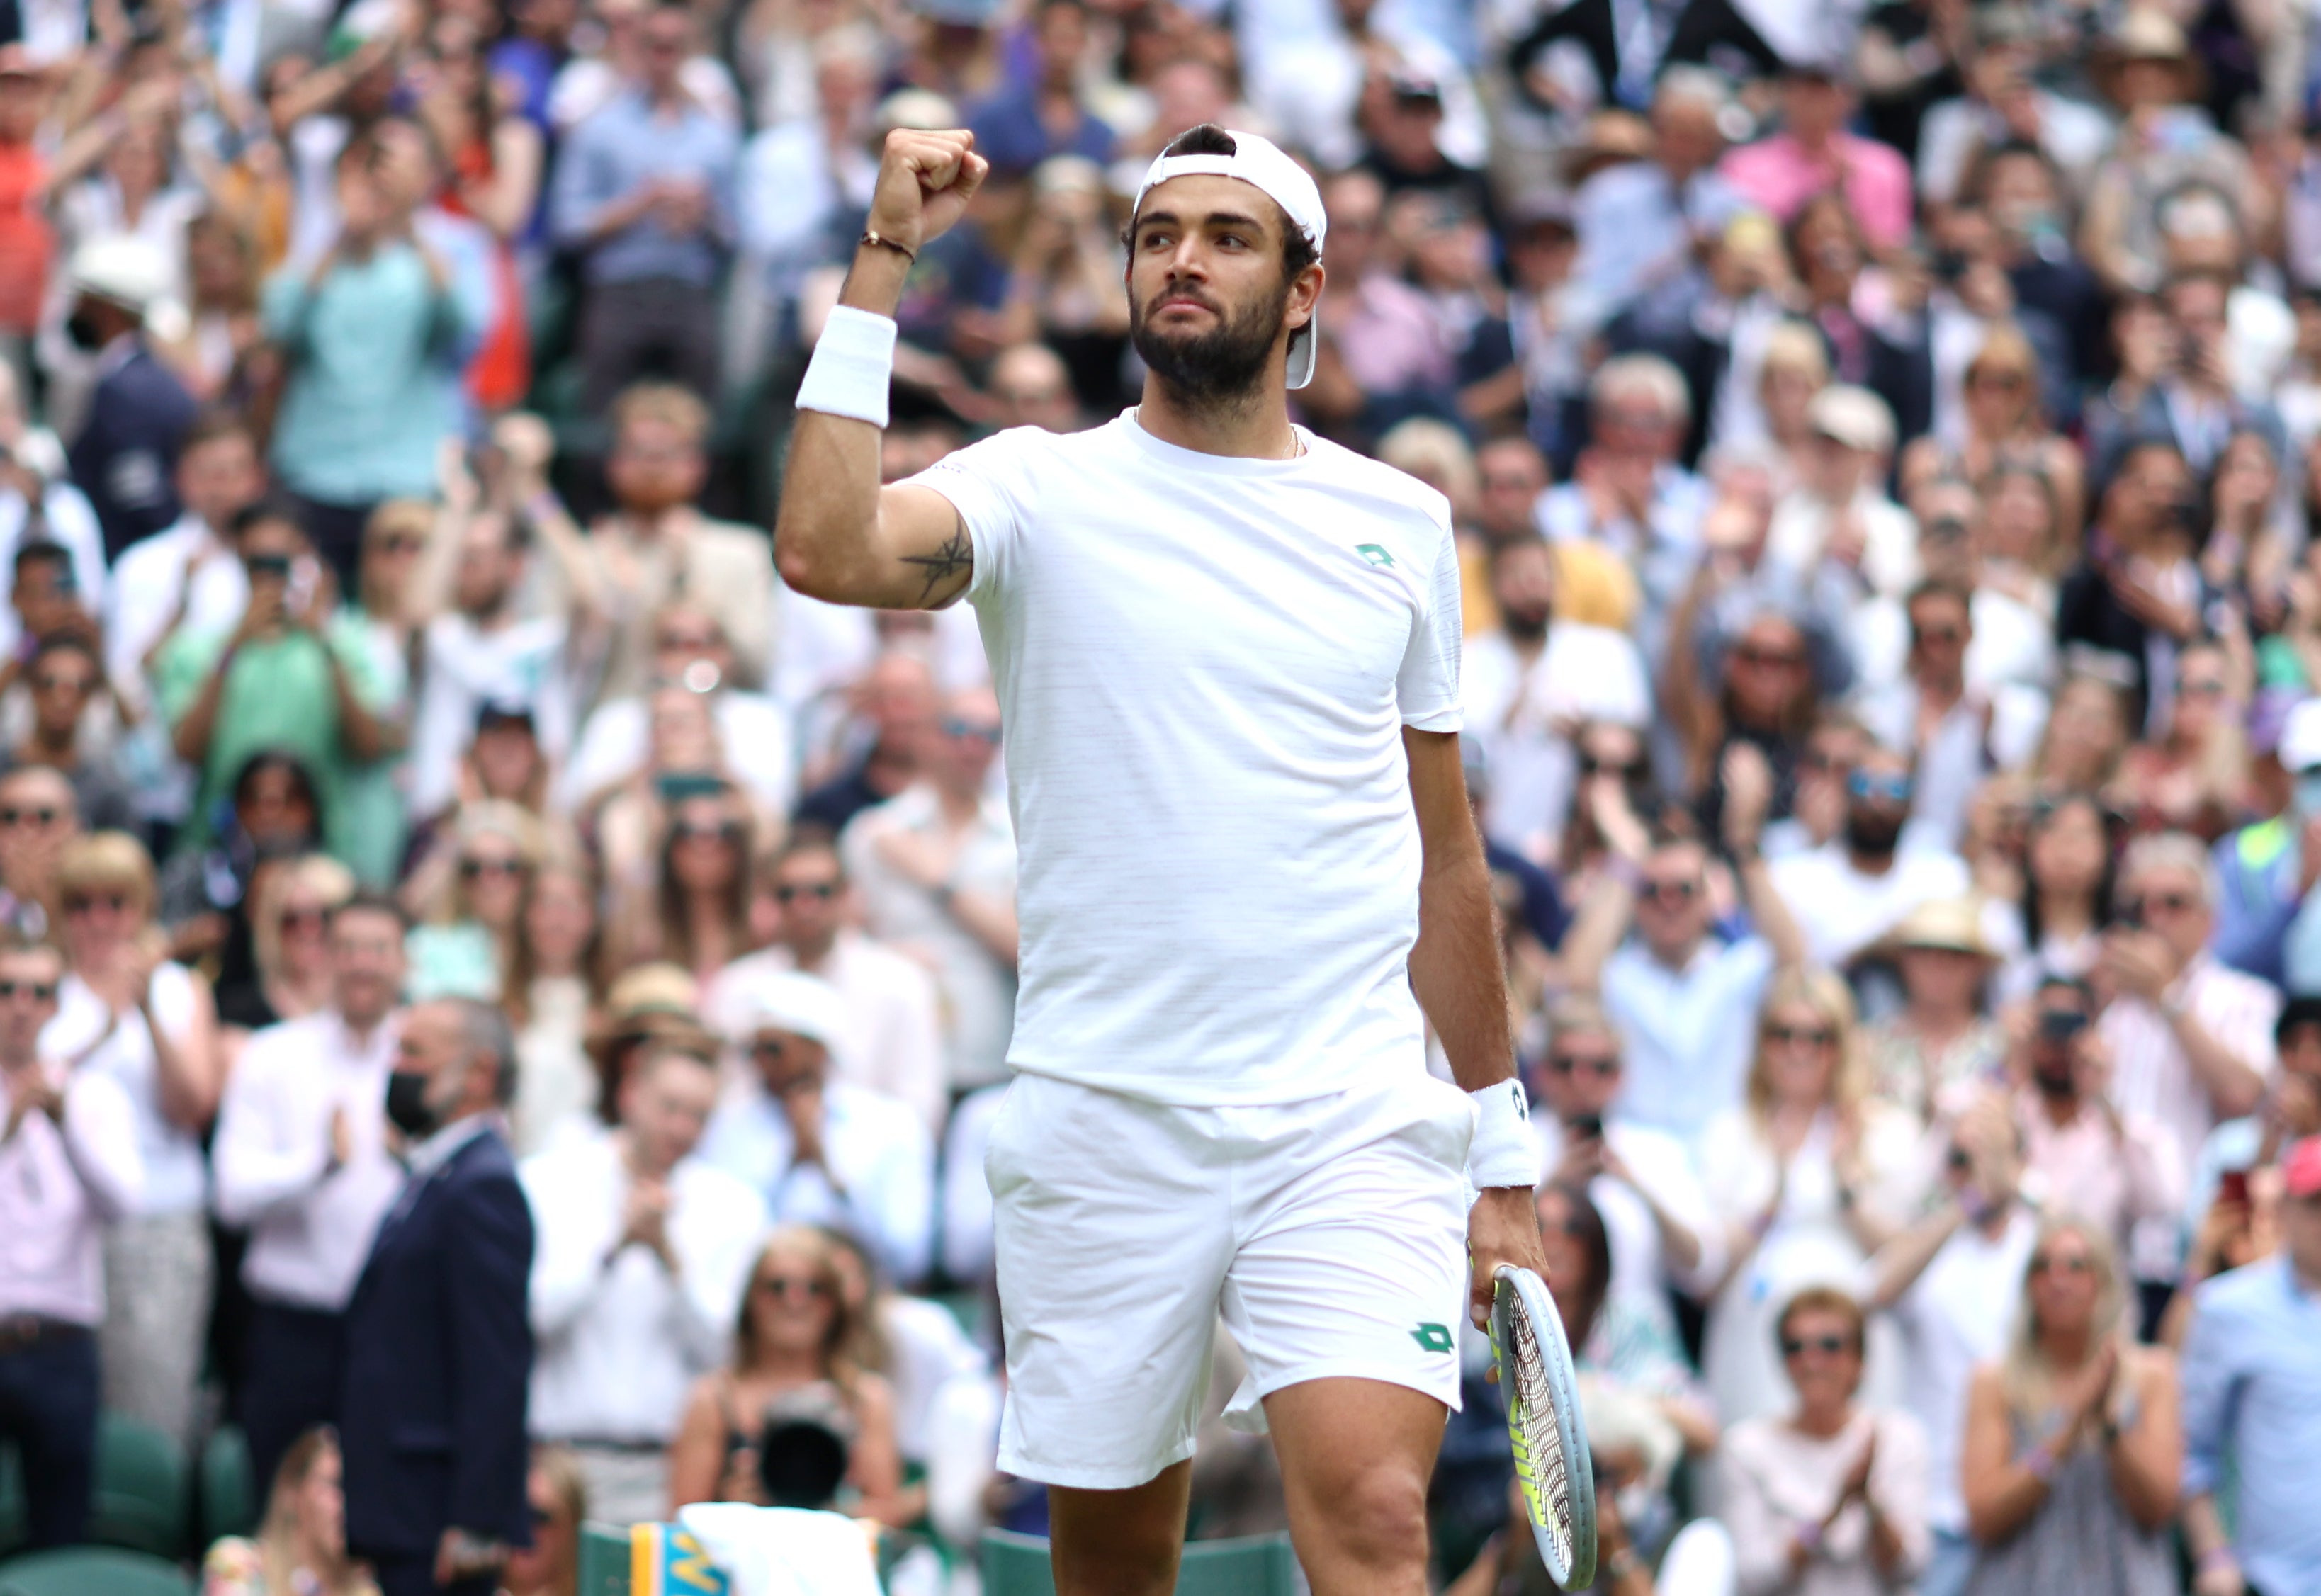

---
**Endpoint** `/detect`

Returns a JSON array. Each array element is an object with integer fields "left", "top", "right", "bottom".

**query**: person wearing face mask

[
  {"left": 58, "top": 234, "right": 197, "bottom": 562},
  {"left": 2009, "top": 976, "right": 2182, "bottom": 1262},
  {"left": 341, "top": 997, "right": 535, "bottom": 1596},
  {"left": 1459, "top": 533, "right": 1649, "bottom": 857}
]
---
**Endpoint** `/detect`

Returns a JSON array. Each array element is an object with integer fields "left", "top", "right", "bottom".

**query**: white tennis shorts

[{"left": 986, "top": 1066, "right": 1474, "bottom": 1490}]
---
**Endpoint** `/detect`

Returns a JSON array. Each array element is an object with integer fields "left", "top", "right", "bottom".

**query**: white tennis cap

[
  {"left": 730, "top": 969, "right": 852, "bottom": 1057},
  {"left": 1131, "top": 127, "right": 1327, "bottom": 389}
]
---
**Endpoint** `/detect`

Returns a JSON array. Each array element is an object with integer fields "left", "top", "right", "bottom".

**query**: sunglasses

[
  {"left": 1780, "top": 1333, "right": 1853, "bottom": 1357},
  {"left": 1766, "top": 1023, "right": 1837, "bottom": 1048},
  {"left": 1970, "top": 370, "right": 2028, "bottom": 391},
  {"left": 0, "top": 806, "right": 60, "bottom": 827},
  {"left": 372, "top": 533, "right": 424, "bottom": 556},
  {"left": 672, "top": 820, "right": 741, "bottom": 844},
  {"left": 657, "top": 633, "right": 720, "bottom": 652},
  {"left": 1848, "top": 771, "right": 1913, "bottom": 803},
  {"left": 1639, "top": 878, "right": 1698, "bottom": 904},
  {"left": 774, "top": 882, "right": 838, "bottom": 904},
  {"left": 1579, "top": 754, "right": 1641, "bottom": 779},
  {"left": 458, "top": 856, "right": 525, "bottom": 880},
  {"left": 757, "top": 1274, "right": 832, "bottom": 1301},
  {"left": 31, "top": 673, "right": 93, "bottom": 694},
  {"left": 0, "top": 980, "right": 56, "bottom": 1000},
  {"left": 1735, "top": 646, "right": 1807, "bottom": 670},
  {"left": 1547, "top": 1053, "right": 1620, "bottom": 1077},
  {"left": 943, "top": 718, "right": 1003, "bottom": 745},
  {"left": 64, "top": 893, "right": 128, "bottom": 915},
  {"left": 279, "top": 906, "right": 328, "bottom": 932},
  {"left": 2030, "top": 1252, "right": 2095, "bottom": 1276},
  {"left": 2179, "top": 678, "right": 2228, "bottom": 698},
  {"left": 2122, "top": 891, "right": 2197, "bottom": 919}
]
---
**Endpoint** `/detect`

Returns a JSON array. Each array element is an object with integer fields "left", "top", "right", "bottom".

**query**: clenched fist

[{"left": 865, "top": 129, "right": 990, "bottom": 256}]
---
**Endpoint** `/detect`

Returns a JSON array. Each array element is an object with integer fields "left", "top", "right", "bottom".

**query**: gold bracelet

[{"left": 859, "top": 229, "right": 917, "bottom": 264}]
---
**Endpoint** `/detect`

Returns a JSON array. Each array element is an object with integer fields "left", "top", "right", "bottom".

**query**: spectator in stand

[
  {"left": 2010, "top": 976, "right": 2183, "bottom": 1265},
  {"left": 548, "top": 1, "right": 738, "bottom": 414},
  {"left": 0, "top": 386, "right": 107, "bottom": 655},
  {"left": 499, "top": 1449, "right": 586, "bottom": 1596},
  {"left": 507, "top": 855, "right": 604, "bottom": 1156},
  {"left": 210, "top": 894, "right": 407, "bottom": 1493},
  {"left": 340, "top": 997, "right": 534, "bottom": 1596},
  {"left": 104, "top": 408, "right": 259, "bottom": 717},
  {"left": 403, "top": 802, "right": 541, "bottom": 1003},
  {"left": 0, "top": 48, "right": 50, "bottom": 384},
  {"left": 665, "top": 1226, "right": 911, "bottom": 1524},
  {"left": 1868, "top": 1094, "right": 2039, "bottom": 1596},
  {"left": 221, "top": 853, "right": 356, "bottom": 1040},
  {"left": 1719, "top": 1286, "right": 1931, "bottom": 1594},
  {"left": 1698, "top": 968, "right": 1923, "bottom": 1429},
  {"left": 710, "top": 837, "right": 946, "bottom": 1136},
  {"left": 794, "top": 651, "right": 936, "bottom": 836},
  {"left": 523, "top": 1036, "right": 767, "bottom": 1525},
  {"left": 59, "top": 234, "right": 197, "bottom": 561},
  {"left": 1530, "top": 994, "right": 1722, "bottom": 1337},
  {"left": 1864, "top": 899, "right": 2006, "bottom": 1126},
  {"left": 1960, "top": 1216, "right": 2183, "bottom": 1595},
  {"left": 968, "top": 0, "right": 1114, "bottom": 176},
  {"left": 2237, "top": 698, "right": 2321, "bottom": 988},
  {"left": 1564, "top": 744, "right": 1805, "bottom": 1141},
  {"left": 0, "top": 932, "right": 140, "bottom": 1549},
  {"left": 263, "top": 131, "right": 485, "bottom": 585},
  {"left": 603, "top": 779, "right": 759, "bottom": 985},
  {"left": 699, "top": 969, "right": 935, "bottom": 1285},
  {"left": 200, "top": 1426, "right": 379, "bottom": 1596},
  {"left": 45, "top": 832, "right": 222, "bottom": 1447},
  {"left": 0, "top": 762, "right": 77, "bottom": 937},
  {"left": 158, "top": 500, "right": 394, "bottom": 868},
  {"left": 842, "top": 686, "right": 1016, "bottom": 1096},
  {"left": 4, "top": 635, "right": 138, "bottom": 830},
  {"left": 2179, "top": 1136, "right": 2321, "bottom": 1596},
  {"left": 579, "top": 385, "right": 773, "bottom": 701},
  {"left": 2096, "top": 832, "right": 2277, "bottom": 1303},
  {"left": 1719, "top": 53, "right": 1913, "bottom": 249}
]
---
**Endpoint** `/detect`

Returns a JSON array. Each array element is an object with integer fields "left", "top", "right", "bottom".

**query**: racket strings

[{"left": 1509, "top": 1306, "right": 1576, "bottom": 1562}]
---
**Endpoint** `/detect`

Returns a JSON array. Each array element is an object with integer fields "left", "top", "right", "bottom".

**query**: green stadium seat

[
  {"left": 981, "top": 1530, "right": 1297, "bottom": 1596},
  {"left": 0, "top": 1546, "right": 195, "bottom": 1596},
  {"left": 85, "top": 1414, "right": 189, "bottom": 1559},
  {"left": 0, "top": 1445, "right": 23, "bottom": 1561},
  {"left": 198, "top": 1426, "right": 256, "bottom": 1546}
]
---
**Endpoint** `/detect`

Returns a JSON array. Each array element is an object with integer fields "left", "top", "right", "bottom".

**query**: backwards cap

[{"left": 1131, "top": 128, "right": 1327, "bottom": 390}]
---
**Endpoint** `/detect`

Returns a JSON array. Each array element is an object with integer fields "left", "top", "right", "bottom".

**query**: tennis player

[{"left": 775, "top": 123, "right": 1547, "bottom": 1595}]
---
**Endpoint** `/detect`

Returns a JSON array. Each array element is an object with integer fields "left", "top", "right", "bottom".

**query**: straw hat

[
  {"left": 2093, "top": 9, "right": 2206, "bottom": 107},
  {"left": 1895, "top": 897, "right": 1996, "bottom": 959}
]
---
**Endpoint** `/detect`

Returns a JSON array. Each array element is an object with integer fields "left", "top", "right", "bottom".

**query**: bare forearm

[
  {"left": 1870, "top": 1203, "right": 1964, "bottom": 1309},
  {"left": 1411, "top": 834, "right": 1516, "bottom": 1092},
  {"left": 1737, "top": 854, "right": 1808, "bottom": 969}
]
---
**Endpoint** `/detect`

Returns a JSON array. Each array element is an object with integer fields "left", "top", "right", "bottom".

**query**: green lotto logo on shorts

[
  {"left": 1411, "top": 1322, "right": 1454, "bottom": 1354},
  {"left": 1356, "top": 544, "right": 1395, "bottom": 569}
]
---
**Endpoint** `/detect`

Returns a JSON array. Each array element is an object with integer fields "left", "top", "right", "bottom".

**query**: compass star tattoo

[{"left": 902, "top": 516, "right": 973, "bottom": 604}]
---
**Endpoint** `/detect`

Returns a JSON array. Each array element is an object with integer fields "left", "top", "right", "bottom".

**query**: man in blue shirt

[
  {"left": 2181, "top": 1136, "right": 2321, "bottom": 1596},
  {"left": 548, "top": 0, "right": 738, "bottom": 414}
]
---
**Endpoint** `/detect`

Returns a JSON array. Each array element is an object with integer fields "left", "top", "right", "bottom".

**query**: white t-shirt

[
  {"left": 1768, "top": 843, "right": 1972, "bottom": 969},
  {"left": 906, "top": 413, "right": 1462, "bottom": 1107},
  {"left": 44, "top": 963, "right": 205, "bottom": 1216}
]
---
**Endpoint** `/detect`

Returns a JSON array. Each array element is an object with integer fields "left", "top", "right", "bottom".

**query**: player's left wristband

[
  {"left": 1468, "top": 1078, "right": 1536, "bottom": 1189},
  {"left": 796, "top": 305, "right": 898, "bottom": 428}
]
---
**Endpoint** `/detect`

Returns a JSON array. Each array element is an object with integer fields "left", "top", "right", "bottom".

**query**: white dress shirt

[
  {"left": 104, "top": 514, "right": 249, "bottom": 703},
  {"left": 2097, "top": 953, "right": 2278, "bottom": 1278},
  {"left": 1887, "top": 1207, "right": 2037, "bottom": 1536},
  {"left": 559, "top": 689, "right": 796, "bottom": 817},
  {"left": 43, "top": 963, "right": 207, "bottom": 1216},
  {"left": 211, "top": 1010, "right": 403, "bottom": 1311},
  {"left": 0, "top": 1058, "right": 142, "bottom": 1323},
  {"left": 840, "top": 785, "right": 1017, "bottom": 1094},
  {"left": 708, "top": 936, "right": 947, "bottom": 1136},
  {"left": 0, "top": 484, "right": 107, "bottom": 661},
  {"left": 697, "top": 1077, "right": 934, "bottom": 1285},
  {"left": 521, "top": 1129, "right": 769, "bottom": 1446},
  {"left": 1768, "top": 843, "right": 1972, "bottom": 970}
]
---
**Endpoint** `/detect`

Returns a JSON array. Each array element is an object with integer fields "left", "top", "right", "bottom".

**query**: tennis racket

[{"left": 1490, "top": 1263, "right": 1597, "bottom": 1591}]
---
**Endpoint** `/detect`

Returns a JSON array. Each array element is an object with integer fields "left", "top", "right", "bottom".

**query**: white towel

[{"left": 674, "top": 1502, "right": 883, "bottom": 1596}]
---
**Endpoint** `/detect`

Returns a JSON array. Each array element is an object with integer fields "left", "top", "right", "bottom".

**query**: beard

[
  {"left": 1844, "top": 810, "right": 1904, "bottom": 856},
  {"left": 1501, "top": 606, "right": 1550, "bottom": 643},
  {"left": 1130, "top": 274, "right": 1291, "bottom": 410}
]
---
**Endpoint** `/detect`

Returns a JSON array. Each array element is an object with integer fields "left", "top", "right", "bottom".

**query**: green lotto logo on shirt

[
  {"left": 1411, "top": 1322, "right": 1454, "bottom": 1354},
  {"left": 1355, "top": 544, "right": 1395, "bottom": 569}
]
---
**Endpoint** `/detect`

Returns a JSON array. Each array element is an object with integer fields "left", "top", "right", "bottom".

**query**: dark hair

[
  {"left": 231, "top": 749, "right": 322, "bottom": 823},
  {"left": 180, "top": 405, "right": 257, "bottom": 455},
  {"left": 11, "top": 541, "right": 70, "bottom": 580},
  {"left": 1775, "top": 1285, "right": 1866, "bottom": 1356},
  {"left": 327, "top": 888, "right": 410, "bottom": 936},
  {"left": 230, "top": 497, "right": 307, "bottom": 543},
  {"left": 1542, "top": 1179, "right": 1613, "bottom": 1347},
  {"left": 2276, "top": 995, "right": 2321, "bottom": 1048},
  {"left": 2020, "top": 791, "right": 2117, "bottom": 950},
  {"left": 28, "top": 632, "right": 98, "bottom": 674},
  {"left": 1124, "top": 125, "right": 1320, "bottom": 281},
  {"left": 762, "top": 834, "right": 845, "bottom": 888}
]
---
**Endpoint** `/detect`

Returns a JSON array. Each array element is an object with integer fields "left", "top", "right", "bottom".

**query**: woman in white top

[
  {"left": 1701, "top": 968, "right": 1927, "bottom": 1430},
  {"left": 45, "top": 830, "right": 223, "bottom": 1446},
  {"left": 1721, "top": 1285, "right": 1931, "bottom": 1595},
  {"left": 507, "top": 854, "right": 605, "bottom": 1155}
]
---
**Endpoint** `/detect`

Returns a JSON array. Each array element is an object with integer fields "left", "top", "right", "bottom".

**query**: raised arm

[{"left": 772, "top": 130, "right": 990, "bottom": 611}]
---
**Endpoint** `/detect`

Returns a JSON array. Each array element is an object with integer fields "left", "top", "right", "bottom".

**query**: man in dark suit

[
  {"left": 341, "top": 998, "right": 535, "bottom": 1596},
  {"left": 58, "top": 237, "right": 196, "bottom": 561}
]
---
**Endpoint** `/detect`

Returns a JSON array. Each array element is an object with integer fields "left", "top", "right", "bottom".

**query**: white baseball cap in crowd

[
  {"left": 2279, "top": 697, "right": 2321, "bottom": 774},
  {"left": 68, "top": 234, "right": 171, "bottom": 315},
  {"left": 1131, "top": 127, "right": 1327, "bottom": 389},
  {"left": 733, "top": 968, "right": 852, "bottom": 1058}
]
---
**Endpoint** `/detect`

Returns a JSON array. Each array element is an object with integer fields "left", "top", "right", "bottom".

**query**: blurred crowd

[{"left": 1, "top": 0, "right": 2321, "bottom": 1588}]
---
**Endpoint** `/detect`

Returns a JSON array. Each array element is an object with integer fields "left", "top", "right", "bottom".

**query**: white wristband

[
  {"left": 1468, "top": 1078, "right": 1537, "bottom": 1189},
  {"left": 796, "top": 305, "right": 898, "bottom": 428}
]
